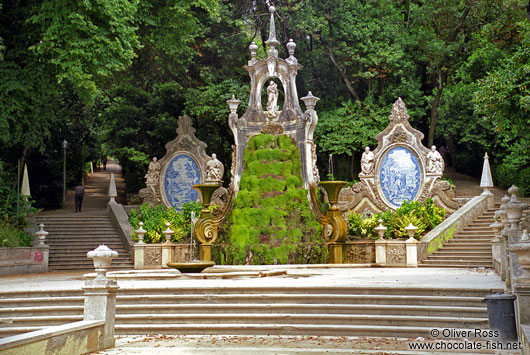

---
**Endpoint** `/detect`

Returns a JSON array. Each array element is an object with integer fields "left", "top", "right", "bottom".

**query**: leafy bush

[
  {"left": 0, "top": 218, "right": 33, "bottom": 248},
  {"left": 0, "top": 161, "right": 39, "bottom": 248},
  {"left": 346, "top": 199, "right": 446, "bottom": 240},
  {"left": 129, "top": 202, "right": 202, "bottom": 243}
]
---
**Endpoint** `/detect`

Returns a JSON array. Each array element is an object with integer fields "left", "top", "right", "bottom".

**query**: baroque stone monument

[
  {"left": 339, "top": 98, "right": 459, "bottom": 214},
  {"left": 226, "top": 6, "right": 320, "bottom": 193},
  {"left": 139, "top": 115, "right": 226, "bottom": 209}
]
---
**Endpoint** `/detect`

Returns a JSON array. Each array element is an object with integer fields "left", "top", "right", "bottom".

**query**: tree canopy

[{"left": 0, "top": 0, "right": 528, "bottom": 215}]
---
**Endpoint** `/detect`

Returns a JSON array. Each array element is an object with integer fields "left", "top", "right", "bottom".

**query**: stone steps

[
  {"left": 419, "top": 208, "right": 496, "bottom": 268},
  {"left": 35, "top": 213, "right": 133, "bottom": 271},
  {"left": 0, "top": 286, "right": 496, "bottom": 339}
]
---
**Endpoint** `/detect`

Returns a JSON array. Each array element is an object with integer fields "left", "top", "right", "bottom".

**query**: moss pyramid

[{"left": 214, "top": 134, "right": 326, "bottom": 265}]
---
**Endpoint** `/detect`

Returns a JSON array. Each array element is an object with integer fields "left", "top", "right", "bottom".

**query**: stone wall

[{"left": 0, "top": 246, "right": 48, "bottom": 276}]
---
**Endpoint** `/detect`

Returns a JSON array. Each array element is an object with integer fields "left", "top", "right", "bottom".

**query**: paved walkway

[{"left": 38, "top": 160, "right": 126, "bottom": 216}]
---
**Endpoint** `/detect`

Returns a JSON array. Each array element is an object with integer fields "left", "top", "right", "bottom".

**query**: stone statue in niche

[
  {"left": 426, "top": 145, "right": 444, "bottom": 174},
  {"left": 266, "top": 81, "right": 280, "bottom": 119},
  {"left": 360, "top": 147, "right": 375, "bottom": 176},
  {"left": 206, "top": 154, "right": 224, "bottom": 182},
  {"left": 145, "top": 157, "right": 161, "bottom": 194}
]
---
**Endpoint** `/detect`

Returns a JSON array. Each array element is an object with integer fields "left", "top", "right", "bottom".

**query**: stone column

[
  {"left": 490, "top": 213, "right": 503, "bottom": 276},
  {"left": 83, "top": 245, "right": 119, "bottom": 349}
]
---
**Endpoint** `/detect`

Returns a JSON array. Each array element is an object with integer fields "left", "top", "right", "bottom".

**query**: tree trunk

[
  {"left": 323, "top": 41, "right": 362, "bottom": 103},
  {"left": 427, "top": 6, "right": 471, "bottom": 147},
  {"left": 428, "top": 70, "right": 447, "bottom": 147}
]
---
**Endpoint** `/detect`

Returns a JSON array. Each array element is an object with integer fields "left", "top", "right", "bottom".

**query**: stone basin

[{"left": 166, "top": 261, "right": 215, "bottom": 273}]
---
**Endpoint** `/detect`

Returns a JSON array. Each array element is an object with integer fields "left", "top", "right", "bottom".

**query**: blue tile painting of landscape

[
  {"left": 379, "top": 146, "right": 421, "bottom": 208},
  {"left": 164, "top": 154, "right": 200, "bottom": 210}
]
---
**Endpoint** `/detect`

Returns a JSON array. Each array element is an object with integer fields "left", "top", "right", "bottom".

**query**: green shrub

[
  {"left": 129, "top": 201, "right": 202, "bottom": 243},
  {"left": 346, "top": 199, "right": 446, "bottom": 240},
  {"left": 0, "top": 218, "right": 33, "bottom": 248}
]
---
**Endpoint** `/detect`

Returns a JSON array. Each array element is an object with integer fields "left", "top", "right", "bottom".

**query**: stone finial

[
  {"left": 286, "top": 39, "right": 297, "bottom": 65},
  {"left": 389, "top": 97, "right": 410, "bottom": 123},
  {"left": 135, "top": 222, "right": 146, "bottom": 244},
  {"left": 301, "top": 91, "right": 320, "bottom": 111},
  {"left": 248, "top": 41, "right": 258, "bottom": 65},
  {"left": 35, "top": 223, "right": 48, "bottom": 247},
  {"left": 227, "top": 94, "right": 241, "bottom": 115},
  {"left": 265, "top": 6, "right": 280, "bottom": 58},
  {"left": 508, "top": 185, "right": 520, "bottom": 201},
  {"left": 21, "top": 164, "right": 30, "bottom": 197},
  {"left": 374, "top": 219, "right": 387, "bottom": 239},
  {"left": 87, "top": 245, "right": 118, "bottom": 280},
  {"left": 405, "top": 223, "right": 418, "bottom": 241},
  {"left": 163, "top": 222, "right": 174, "bottom": 243},
  {"left": 505, "top": 186, "right": 529, "bottom": 232},
  {"left": 108, "top": 173, "right": 117, "bottom": 203},
  {"left": 480, "top": 153, "right": 494, "bottom": 189}
]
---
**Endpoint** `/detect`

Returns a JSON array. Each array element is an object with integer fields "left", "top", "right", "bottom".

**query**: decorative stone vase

[
  {"left": 192, "top": 183, "right": 222, "bottom": 261},
  {"left": 319, "top": 181, "right": 347, "bottom": 210},
  {"left": 319, "top": 181, "right": 348, "bottom": 263},
  {"left": 193, "top": 183, "right": 221, "bottom": 211},
  {"left": 87, "top": 245, "right": 118, "bottom": 280}
]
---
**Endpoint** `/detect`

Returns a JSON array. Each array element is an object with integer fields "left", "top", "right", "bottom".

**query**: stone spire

[
  {"left": 265, "top": 6, "right": 280, "bottom": 58},
  {"left": 480, "top": 152, "right": 494, "bottom": 188}
]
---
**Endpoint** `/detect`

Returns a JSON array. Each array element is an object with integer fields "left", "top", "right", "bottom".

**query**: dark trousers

[{"left": 75, "top": 195, "right": 83, "bottom": 212}]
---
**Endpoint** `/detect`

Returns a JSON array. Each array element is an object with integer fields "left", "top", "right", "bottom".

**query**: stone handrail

[
  {"left": 107, "top": 201, "right": 135, "bottom": 257},
  {"left": 418, "top": 194, "right": 492, "bottom": 261},
  {"left": 0, "top": 320, "right": 105, "bottom": 354}
]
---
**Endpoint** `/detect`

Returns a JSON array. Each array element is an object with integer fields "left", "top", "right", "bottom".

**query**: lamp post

[{"left": 62, "top": 140, "right": 68, "bottom": 204}]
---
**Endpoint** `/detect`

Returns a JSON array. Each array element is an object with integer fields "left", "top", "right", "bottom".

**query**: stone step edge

[{"left": 0, "top": 304, "right": 488, "bottom": 313}]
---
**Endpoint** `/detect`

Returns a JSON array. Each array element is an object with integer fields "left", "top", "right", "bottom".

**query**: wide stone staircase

[
  {"left": 419, "top": 207, "right": 497, "bottom": 268},
  {"left": 35, "top": 213, "right": 133, "bottom": 271},
  {"left": 0, "top": 284, "right": 500, "bottom": 339}
]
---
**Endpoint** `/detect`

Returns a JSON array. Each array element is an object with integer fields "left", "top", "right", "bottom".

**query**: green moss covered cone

[{"left": 214, "top": 134, "right": 326, "bottom": 265}]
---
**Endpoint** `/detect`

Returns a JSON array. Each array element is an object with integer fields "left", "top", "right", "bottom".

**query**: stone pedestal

[
  {"left": 375, "top": 239, "right": 387, "bottom": 266},
  {"left": 134, "top": 244, "right": 144, "bottom": 269},
  {"left": 83, "top": 278, "right": 119, "bottom": 348},
  {"left": 406, "top": 237, "right": 419, "bottom": 267},
  {"left": 84, "top": 245, "right": 119, "bottom": 349}
]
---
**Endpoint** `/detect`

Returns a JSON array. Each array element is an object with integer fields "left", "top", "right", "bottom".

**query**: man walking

[{"left": 74, "top": 184, "right": 85, "bottom": 212}]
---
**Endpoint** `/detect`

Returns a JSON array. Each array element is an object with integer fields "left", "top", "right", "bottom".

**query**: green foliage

[
  {"left": 0, "top": 160, "right": 38, "bottom": 247},
  {"left": 346, "top": 199, "right": 446, "bottom": 240},
  {"left": 215, "top": 134, "right": 325, "bottom": 265},
  {"left": 0, "top": 219, "right": 33, "bottom": 248},
  {"left": 128, "top": 201, "right": 202, "bottom": 243}
]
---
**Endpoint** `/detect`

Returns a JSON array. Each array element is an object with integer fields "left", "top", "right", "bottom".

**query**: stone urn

[
  {"left": 87, "top": 245, "right": 118, "bottom": 280},
  {"left": 319, "top": 181, "right": 347, "bottom": 210},
  {"left": 192, "top": 183, "right": 221, "bottom": 211}
]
